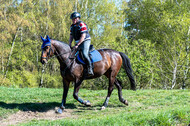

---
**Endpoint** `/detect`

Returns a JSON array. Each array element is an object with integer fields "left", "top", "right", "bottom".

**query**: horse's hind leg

[{"left": 114, "top": 78, "right": 128, "bottom": 105}]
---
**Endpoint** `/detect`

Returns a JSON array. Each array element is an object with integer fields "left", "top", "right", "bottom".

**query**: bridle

[
  {"left": 41, "top": 45, "right": 77, "bottom": 76},
  {"left": 41, "top": 45, "right": 76, "bottom": 63},
  {"left": 41, "top": 45, "right": 53, "bottom": 61}
]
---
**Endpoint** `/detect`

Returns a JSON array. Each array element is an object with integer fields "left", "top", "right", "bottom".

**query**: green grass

[{"left": 0, "top": 87, "right": 190, "bottom": 126}]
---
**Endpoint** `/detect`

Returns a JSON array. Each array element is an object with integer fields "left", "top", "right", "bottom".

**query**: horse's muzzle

[{"left": 41, "top": 57, "right": 48, "bottom": 64}]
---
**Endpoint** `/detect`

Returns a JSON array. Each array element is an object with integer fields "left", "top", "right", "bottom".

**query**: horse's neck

[{"left": 51, "top": 40, "right": 72, "bottom": 68}]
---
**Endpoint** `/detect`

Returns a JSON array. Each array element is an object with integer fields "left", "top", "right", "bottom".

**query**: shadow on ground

[{"left": 0, "top": 101, "right": 76, "bottom": 112}]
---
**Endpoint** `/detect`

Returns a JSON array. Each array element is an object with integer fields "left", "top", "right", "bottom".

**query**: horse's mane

[{"left": 52, "top": 39, "right": 70, "bottom": 49}]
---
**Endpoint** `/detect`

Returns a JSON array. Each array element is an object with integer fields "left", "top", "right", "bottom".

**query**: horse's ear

[
  {"left": 46, "top": 35, "right": 50, "bottom": 42},
  {"left": 41, "top": 36, "right": 45, "bottom": 42}
]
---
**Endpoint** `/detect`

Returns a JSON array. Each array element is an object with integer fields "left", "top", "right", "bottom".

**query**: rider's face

[{"left": 72, "top": 17, "right": 79, "bottom": 24}]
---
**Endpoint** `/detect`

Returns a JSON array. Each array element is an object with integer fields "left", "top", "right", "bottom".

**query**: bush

[
  {"left": 37, "top": 73, "right": 63, "bottom": 88},
  {"left": 5, "top": 70, "right": 38, "bottom": 88},
  {"left": 0, "top": 74, "right": 11, "bottom": 87}
]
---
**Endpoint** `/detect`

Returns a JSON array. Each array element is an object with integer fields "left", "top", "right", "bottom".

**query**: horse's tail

[{"left": 119, "top": 52, "right": 136, "bottom": 90}]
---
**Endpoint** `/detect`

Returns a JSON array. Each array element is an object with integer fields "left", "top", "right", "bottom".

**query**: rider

[{"left": 69, "top": 12, "right": 94, "bottom": 76}]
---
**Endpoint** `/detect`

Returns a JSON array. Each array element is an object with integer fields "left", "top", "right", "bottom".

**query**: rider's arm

[
  {"left": 77, "top": 33, "right": 86, "bottom": 46},
  {"left": 69, "top": 35, "right": 73, "bottom": 48}
]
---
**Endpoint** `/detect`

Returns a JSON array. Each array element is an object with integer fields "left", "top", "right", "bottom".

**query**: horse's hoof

[
  {"left": 84, "top": 100, "right": 91, "bottom": 106},
  {"left": 101, "top": 106, "right": 106, "bottom": 110},
  {"left": 124, "top": 100, "right": 129, "bottom": 106},
  {"left": 56, "top": 108, "right": 63, "bottom": 114}
]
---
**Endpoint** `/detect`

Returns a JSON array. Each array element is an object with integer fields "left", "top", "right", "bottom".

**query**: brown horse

[{"left": 40, "top": 35, "right": 136, "bottom": 113}]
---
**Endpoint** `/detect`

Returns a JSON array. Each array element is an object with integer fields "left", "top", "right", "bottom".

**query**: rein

[
  {"left": 53, "top": 48, "right": 77, "bottom": 60},
  {"left": 42, "top": 46, "right": 75, "bottom": 60},
  {"left": 42, "top": 46, "right": 77, "bottom": 76}
]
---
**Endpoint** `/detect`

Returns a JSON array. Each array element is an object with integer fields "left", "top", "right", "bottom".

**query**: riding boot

[{"left": 87, "top": 64, "right": 94, "bottom": 76}]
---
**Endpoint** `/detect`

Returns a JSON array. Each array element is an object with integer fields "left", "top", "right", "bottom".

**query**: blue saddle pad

[{"left": 77, "top": 50, "right": 102, "bottom": 64}]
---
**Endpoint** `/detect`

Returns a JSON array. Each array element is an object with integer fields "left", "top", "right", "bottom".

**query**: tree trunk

[
  {"left": 85, "top": 0, "right": 88, "bottom": 18},
  {"left": 182, "top": 26, "right": 190, "bottom": 89},
  {"left": 1, "top": 54, "right": 4, "bottom": 74},
  {"left": 75, "top": 0, "right": 78, "bottom": 12},
  {"left": 171, "top": 61, "right": 177, "bottom": 89},
  {"left": 4, "top": 27, "right": 19, "bottom": 78},
  {"left": 39, "top": 64, "right": 45, "bottom": 87}
]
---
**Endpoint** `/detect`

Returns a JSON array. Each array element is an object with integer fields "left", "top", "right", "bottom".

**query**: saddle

[{"left": 76, "top": 45, "right": 102, "bottom": 65}]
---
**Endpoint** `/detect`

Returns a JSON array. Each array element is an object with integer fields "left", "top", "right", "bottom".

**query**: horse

[{"left": 40, "top": 35, "right": 136, "bottom": 114}]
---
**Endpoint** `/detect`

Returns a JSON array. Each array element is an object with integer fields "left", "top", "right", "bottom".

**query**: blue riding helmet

[{"left": 41, "top": 35, "right": 51, "bottom": 49}]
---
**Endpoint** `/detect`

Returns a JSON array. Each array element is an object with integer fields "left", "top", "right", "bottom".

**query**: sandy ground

[{"left": 0, "top": 108, "right": 75, "bottom": 126}]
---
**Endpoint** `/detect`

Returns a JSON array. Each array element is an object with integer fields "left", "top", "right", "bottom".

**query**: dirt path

[{"left": 0, "top": 108, "right": 75, "bottom": 126}]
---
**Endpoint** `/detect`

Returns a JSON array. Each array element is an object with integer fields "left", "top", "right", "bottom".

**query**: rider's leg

[{"left": 79, "top": 40, "right": 94, "bottom": 76}]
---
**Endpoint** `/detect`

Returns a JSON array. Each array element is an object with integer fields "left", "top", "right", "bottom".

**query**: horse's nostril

[{"left": 41, "top": 60, "right": 45, "bottom": 64}]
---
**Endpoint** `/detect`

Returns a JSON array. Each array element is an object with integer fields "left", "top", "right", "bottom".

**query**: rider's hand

[{"left": 73, "top": 45, "right": 78, "bottom": 49}]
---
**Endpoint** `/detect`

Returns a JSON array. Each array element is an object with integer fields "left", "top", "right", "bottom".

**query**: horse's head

[{"left": 40, "top": 35, "right": 54, "bottom": 64}]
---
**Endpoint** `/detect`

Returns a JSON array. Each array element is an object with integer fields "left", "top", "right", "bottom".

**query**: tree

[{"left": 125, "top": 0, "right": 190, "bottom": 89}]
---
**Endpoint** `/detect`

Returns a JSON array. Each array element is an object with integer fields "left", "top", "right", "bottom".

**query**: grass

[{"left": 0, "top": 86, "right": 190, "bottom": 125}]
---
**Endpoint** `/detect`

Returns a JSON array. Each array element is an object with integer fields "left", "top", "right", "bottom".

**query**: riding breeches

[{"left": 78, "top": 39, "right": 91, "bottom": 67}]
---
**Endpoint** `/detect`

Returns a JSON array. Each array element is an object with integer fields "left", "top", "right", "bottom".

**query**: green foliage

[
  {"left": 125, "top": 0, "right": 190, "bottom": 89},
  {"left": 0, "top": 0, "right": 189, "bottom": 89},
  {"left": 0, "top": 75, "right": 11, "bottom": 87},
  {"left": 40, "top": 73, "right": 63, "bottom": 88},
  {"left": 5, "top": 70, "right": 38, "bottom": 88}
]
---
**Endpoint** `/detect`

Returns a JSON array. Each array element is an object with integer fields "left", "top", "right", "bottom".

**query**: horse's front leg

[
  {"left": 57, "top": 79, "right": 70, "bottom": 114},
  {"left": 101, "top": 74, "right": 115, "bottom": 110},
  {"left": 73, "top": 78, "right": 91, "bottom": 106}
]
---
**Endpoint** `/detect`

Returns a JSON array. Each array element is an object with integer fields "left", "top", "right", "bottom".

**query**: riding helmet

[{"left": 70, "top": 12, "right": 81, "bottom": 19}]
